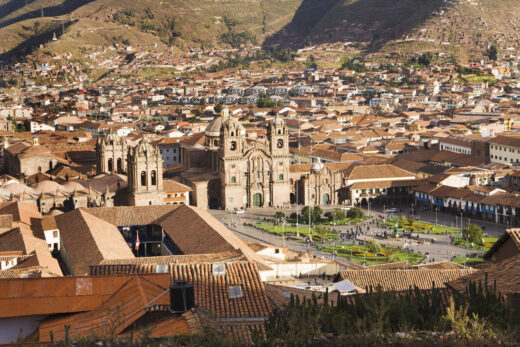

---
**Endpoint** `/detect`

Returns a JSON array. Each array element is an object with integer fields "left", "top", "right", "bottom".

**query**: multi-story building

[{"left": 488, "top": 135, "right": 520, "bottom": 165}]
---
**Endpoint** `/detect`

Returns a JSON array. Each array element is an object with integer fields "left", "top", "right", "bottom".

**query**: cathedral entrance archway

[
  {"left": 209, "top": 198, "right": 219, "bottom": 209},
  {"left": 290, "top": 193, "right": 295, "bottom": 204},
  {"left": 323, "top": 193, "right": 330, "bottom": 205},
  {"left": 253, "top": 193, "right": 262, "bottom": 207}
]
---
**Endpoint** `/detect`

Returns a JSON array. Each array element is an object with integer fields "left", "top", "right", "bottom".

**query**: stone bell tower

[{"left": 127, "top": 137, "right": 164, "bottom": 206}]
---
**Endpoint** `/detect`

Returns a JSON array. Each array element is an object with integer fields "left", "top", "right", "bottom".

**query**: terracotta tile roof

[
  {"left": 0, "top": 274, "right": 169, "bottom": 319},
  {"left": 412, "top": 261, "right": 466, "bottom": 270},
  {"left": 90, "top": 261, "right": 271, "bottom": 319},
  {"left": 337, "top": 269, "right": 477, "bottom": 292},
  {"left": 96, "top": 251, "right": 245, "bottom": 266},
  {"left": 344, "top": 164, "right": 416, "bottom": 181},
  {"left": 0, "top": 266, "right": 51, "bottom": 279},
  {"left": 55, "top": 209, "right": 134, "bottom": 275},
  {"left": 447, "top": 255, "right": 520, "bottom": 297},
  {"left": 0, "top": 201, "right": 41, "bottom": 225},
  {"left": 38, "top": 274, "right": 172, "bottom": 343},
  {"left": 163, "top": 179, "right": 192, "bottom": 193},
  {"left": 484, "top": 229, "right": 520, "bottom": 260}
]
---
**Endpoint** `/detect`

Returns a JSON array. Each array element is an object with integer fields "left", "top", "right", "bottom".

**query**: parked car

[
  {"left": 235, "top": 209, "right": 245, "bottom": 214},
  {"left": 386, "top": 208, "right": 398, "bottom": 214}
]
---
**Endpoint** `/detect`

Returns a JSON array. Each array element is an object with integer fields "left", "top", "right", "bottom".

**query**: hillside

[{"left": 0, "top": 0, "right": 519, "bottom": 61}]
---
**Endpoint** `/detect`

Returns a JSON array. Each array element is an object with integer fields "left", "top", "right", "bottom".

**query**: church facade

[{"left": 181, "top": 109, "right": 291, "bottom": 210}]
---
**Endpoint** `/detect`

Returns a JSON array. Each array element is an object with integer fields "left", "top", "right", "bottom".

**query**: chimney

[{"left": 169, "top": 280, "right": 195, "bottom": 313}]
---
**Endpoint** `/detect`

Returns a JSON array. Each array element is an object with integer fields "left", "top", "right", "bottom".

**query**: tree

[
  {"left": 504, "top": 85, "right": 513, "bottom": 94},
  {"left": 324, "top": 211, "right": 334, "bottom": 222},
  {"left": 0, "top": 79, "right": 7, "bottom": 88},
  {"left": 463, "top": 223, "right": 483, "bottom": 245},
  {"left": 346, "top": 207, "right": 364, "bottom": 219},
  {"left": 214, "top": 103, "right": 222, "bottom": 113},
  {"left": 366, "top": 240, "right": 381, "bottom": 254},
  {"left": 257, "top": 92, "right": 276, "bottom": 108},
  {"left": 305, "top": 55, "right": 317, "bottom": 69},
  {"left": 302, "top": 206, "right": 322, "bottom": 224},
  {"left": 487, "top": 45, "right": 498, "bottom": 61},
  {"left": 275, "top": 211, "right": 285, "bottom": 220},
  {"left": 418, "top": 52, "right": 433, "bottom": 66}
]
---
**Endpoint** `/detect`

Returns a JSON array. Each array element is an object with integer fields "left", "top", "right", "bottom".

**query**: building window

[
  {"left": 117, "top": 158, "right": 122, "bottom": 172},
  {"left": 255, "top": 171, "right": 260, "bottom": 180},
  {"left": 53, "top": 230, "right": 58, "bottom": 238},
  {"left": 141, "top": 171, "right": 147, "bottom": 186},
  {"left": 108, "top": 158, "right": 113, "bottom": 172},
  {"left": 230, "top": 141, "right": 237, "bottom": 150},
  {"left": 279, "top": 174, "right": 284, "bottom": 181},
  {"left": 151, "top": 171, "right": 157, "bottom": 186},
  {"left": 231, "top": 176, "right": 236, "bottom": 183}
]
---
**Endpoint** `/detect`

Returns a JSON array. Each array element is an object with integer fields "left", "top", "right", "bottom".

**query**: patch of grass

[
  {"left": 322, "top": 243, "right": 425, "bottom": 265},
  {"left": 451, "top": 236, "right": 498, "bottom": 252},
  {"left": 451, "top": 255, "right": 489, "bottom": 267}
]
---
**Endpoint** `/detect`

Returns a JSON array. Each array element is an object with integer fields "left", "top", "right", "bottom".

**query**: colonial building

[{"left": 181, "top": 109, "right": 291, "bottom": 210}]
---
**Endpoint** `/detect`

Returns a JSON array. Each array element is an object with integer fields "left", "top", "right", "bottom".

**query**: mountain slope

[{"left": 0, "top": 0, "right": 519, "bottom": 61}]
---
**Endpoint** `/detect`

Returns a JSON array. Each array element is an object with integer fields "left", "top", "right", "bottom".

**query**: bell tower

[
  {"left": 267, "top": 114, "right": 289, "bottom": 156},
  {"left": 96, "top": 130, "right": 127, "bottom": 175},
  {"left": 127, "top": 138, "right": 164, "bottom": 206},
  {"left": 220, "top": 108, "right": 245, "bottom": 158},
  {"left": 267, "top": 115, "right": 291, "bottom": 208}
]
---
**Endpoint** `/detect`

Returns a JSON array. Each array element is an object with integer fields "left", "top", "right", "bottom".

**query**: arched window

[
  {"left": 38, "top": 166, "right": 42, "bottom": 172},
  {"left": 255, "top": 171, "right": 260, "bottom": 180},
  {"left": 231, "top": 131, "right": 235, "bottom": 137},
  {"left": 151, "top": 171, "right": 157, "bottom": 186},
  {"left": 230, "top": 141, "right": 237, "bottom": 151},
  {"left": 279, "top": 174, "right": 284, "bottom": 181},
  {"left": 117, "top": 158, "right": 122, "bottom": 172},
  {"left": 108, "top": 158, "right": 113, "bottom": 172},
  {"left": 277, "top": 139, "right": 283, "bottom": 148},
  {"left": 141, "top": 171, "right": 147, "bottom": 186},
  {"left": 231, "top": 176, "right": 236, "bottom": 183},
  {"left": 278, "top": 129, "right": 282, "bottom": 135}
]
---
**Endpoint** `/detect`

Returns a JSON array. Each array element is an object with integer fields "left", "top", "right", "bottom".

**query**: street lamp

[{"left": 435, "top": 207, "right": 438, "bottom": 226}]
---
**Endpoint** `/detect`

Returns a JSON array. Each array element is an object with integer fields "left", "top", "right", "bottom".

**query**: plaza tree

[
  {"left": 274, "top": 211, "right": 285, "bottom": 220},
  {"left": 302, "top": 205, "right": 322, "bottom": 224},
  {"left": 463, "top": 223, "right": 483, "bottom": 245},
  {"left": 346, "top": 207, "right": 364, "bottom": 219},
  {"left": 366, "top": 240, "right": 382, "bottom": 254}
]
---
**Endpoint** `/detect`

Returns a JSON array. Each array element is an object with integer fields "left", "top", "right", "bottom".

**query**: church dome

[{"left": 205, "top": 117, "right": 223, "bottom": 137}]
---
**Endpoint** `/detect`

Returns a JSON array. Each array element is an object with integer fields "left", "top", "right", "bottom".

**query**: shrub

[{"left": 346, "top": 207, "right": 364, "bottom": 219}]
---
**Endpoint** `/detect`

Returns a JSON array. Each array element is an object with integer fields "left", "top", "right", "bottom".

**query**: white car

[
  {"left": 386, "top": 208, "right": 398, "bottom": 214},
  {"left": 235, "top": 209, "right": 245, "bottom": 214}
]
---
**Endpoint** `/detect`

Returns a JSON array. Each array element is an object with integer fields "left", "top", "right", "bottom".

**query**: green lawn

[
  {"left": 321, "top": 244, "right": 425, "bottom": 266},
  {"left": 451, "top": 255, "right": 489, "bottom": 267},
  {"left": 251, "top": 223, "right": 339, "bottom": 242},
  {"left": 451, "top": 236, "right": 498, "bottom": 252},
  {"left": 384, "top": 218, "right": 460, "bottom": 235}
]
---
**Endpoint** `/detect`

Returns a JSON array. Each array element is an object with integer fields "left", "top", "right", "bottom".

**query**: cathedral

[
  {"left": 180, "top": 109, "right": 418, "bottom": 211},
  {"left": 181, "top": 108, "right": 291, "bottom": 210}
]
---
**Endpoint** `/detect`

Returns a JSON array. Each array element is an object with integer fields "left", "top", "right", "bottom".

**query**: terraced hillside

[{"left": 0, "top": 0, "right": 519, "bottom": 60}]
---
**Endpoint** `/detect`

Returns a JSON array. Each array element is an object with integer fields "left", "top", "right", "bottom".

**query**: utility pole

[{"left": 41, "top": 8, "right": 44, "bottom": 17}]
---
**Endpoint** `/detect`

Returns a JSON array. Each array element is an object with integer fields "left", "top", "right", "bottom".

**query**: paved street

[{"left": 209, "top": 204, "right": 507, "bottom": 265}]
